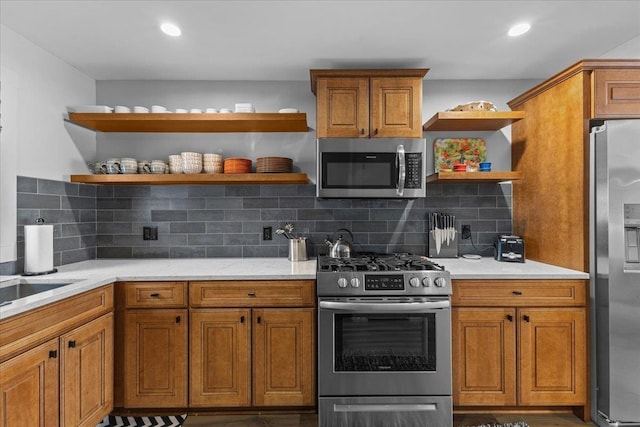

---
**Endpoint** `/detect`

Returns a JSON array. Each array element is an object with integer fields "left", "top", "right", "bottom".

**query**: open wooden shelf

[
  {"left": 426, "top": 171, "right": 524, "bottom": 184},
  {"left": 422, "top": 111, "right": 525, "bottom": 132},
  {"left": 70, "top": 173, "right": 309, "bottom": 185},
  {"left": 67, "top": 112, "right": 309, "bottom": 133}
]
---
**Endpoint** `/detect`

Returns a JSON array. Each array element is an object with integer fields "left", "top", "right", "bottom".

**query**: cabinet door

[
  {"left": 518, "top": 308, "right": 586, "bottom": 405},
  {"left": 252, "top": 308, "right": 315, "bottom": 406},
  {"left": 370, "top": 77, "right": 423, "bottom": 138},
  {"left": 452, "top": 308, "right": 516, "bottom": 406},
  {"left": 593, "top": 69, "right": 640, "bottom": 118},
  {"left": 0, "top": 339, "right": 59, "bottom": 427},
  {"left": 316, "top": 77, "right": 369, "bottom": 138},
  {"left": 60, "top": 313, "right": 113, "bottom": 427},
  {"left": 124, "top": 310, "right": 187, "bottom": 408},
  {"left": 190, "top": 309, "right": 251, "bottom": 407}
]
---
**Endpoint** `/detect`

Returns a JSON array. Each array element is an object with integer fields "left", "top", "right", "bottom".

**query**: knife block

[{"left": 428, "top": 232, "right": 459, "bottom": 258}]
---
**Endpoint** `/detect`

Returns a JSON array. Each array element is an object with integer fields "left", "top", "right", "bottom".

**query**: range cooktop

[{"left": 317, "top": 252, "right": 444, "bottom": 272}]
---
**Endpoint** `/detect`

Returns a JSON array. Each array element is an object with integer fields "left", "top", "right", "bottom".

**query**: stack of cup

[
  {"left": 203, "top": 153, "right": 224, "bottom": 173},
  {"left": 150, "top": 160, "right": 166, "bottom": 174},
  {"left": 168, "top": 154, "right": 183, "bottom": 174},
  {"left": 120, "top": 157, "right": 138, "bottom": 174},
  {"left": 181, "top": 152, "right": 203, "bottom": 174}
]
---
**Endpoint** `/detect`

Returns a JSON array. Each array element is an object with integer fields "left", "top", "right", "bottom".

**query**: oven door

[{"left": 318, "top": 297, "right": 451, "bottom": 397}]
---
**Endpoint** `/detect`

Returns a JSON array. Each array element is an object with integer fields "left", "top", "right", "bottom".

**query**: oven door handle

[{"left": 319, "top": 300, "right": 450, "bottom": 311}]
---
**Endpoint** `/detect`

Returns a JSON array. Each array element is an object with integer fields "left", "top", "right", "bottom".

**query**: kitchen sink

[{"left": 0, "top": 280, "right": 78, "bottom": 305}]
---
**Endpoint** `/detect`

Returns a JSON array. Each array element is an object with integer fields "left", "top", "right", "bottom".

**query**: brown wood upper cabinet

[{"left": 310, "top": 69, "right": 428, "bottom": 138}]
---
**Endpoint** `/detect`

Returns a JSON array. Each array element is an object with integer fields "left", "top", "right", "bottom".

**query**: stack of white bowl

[
  {"left": 121, "top": 158, "right": 138, "bottom": 174},
  {"left": 181, "top": 152, "right": 203, "bottom": 174},
  {"left": 203, "top": 153, "right": 224, "bottom": 173},
  {"left": 168, "top": 155, "right": 183, "bottom": 174},
  {"left": 235, "top": 103, "right": 255, "bottom": 113}
]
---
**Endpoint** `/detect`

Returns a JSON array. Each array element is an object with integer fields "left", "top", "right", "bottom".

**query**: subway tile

[
  {"left": 278, "top": 197, "right": 315, "bottom": 208},
  {"left": 171, "top": 222, "right": 206, "bottom": 234},
  {"left": 297, "top": 184, "right": 316, "bottom": 197},
  {"left": 260, "top": 209, "right": 297, "bottom": 221},
  {"left": 97, "top": 222, "right": 133, "bottom": 234},
  {"left": 133, "top": 247, "right": 170, "bottom": 258},
  {"left": 78, "top": 184, "right": 97, "bottom": 198},
  {"left": 188, "top": 234, "right": 224, "bottom": 246},
  {"left": 97, "top": 198, "right": 133, "bottom": 210},
  {"left": 52, "top": 252, "right": 61, "bottom": 267},
  {"left": 97, "top": 210, "right": 114, "bottom": 222},
  {"left": 97, "top": 235, "right": 114, "bottom": 246},
  {"left": 260, "top": 185, "right": 298, "bottom": 197},
  {"left": 206, "top": 246, "right": 243, "bottom": 257},
  {"left": 424, "top": 196, "right": 461, "bottom": 209},
  {"left": 445, "top": 184, "right": 479, "bottom": 196},
  {"left": 426, "top": 184, "right": 443, "bottom": 196},
  {"left": 405, "top": 233, "right": 428, "bottom": 244},
  {"left": 243, "top": 197, "right": 279, "bottom": 209},
  {"left": 479, "top": 208, "right": 512, "bottom": 219},
  {"left": 171, "top": 198, "right": 206, "bottom": 210},
  {"left": 112, "top": 234, "right": 150, "bottom": 246},
  {"left": 297, "top": 209, "right": 333, "bottom": 221},
  {"left": 315, "top": 199, "right": 352, "bottom": 209},
  {"left": 17, "top": 209, "right": 42, "bottom": 225},
  {"left": 114, "top": 185, "right": 152, "bottom": 198},
  {"left": 61, "top": 248, "right": 95, "bottom": 265},
  {"left": 39, "top": 209, "right": 81, "bottom": 224},
  {"left": 61, "top": 196, "right": 96, "bottom": 210},
  {"left": 206, "top": 198, "right": 242, "bottom": 209},
  {"left": 79, "top": 235, "right": 98, "bottom": 248},
  {"left": 114, "top": 210, "right": 152, "bottom": 222},
  {"left": 333, "top": 209, "right": 369, "bottom": 221},
  {"left": 351, "top": 199, "right": 387, "bottom": 209},
  {"left": 61, "top": 223, "right": 96, "bottom": 237},
  {"left": 207, "top": 222, "right": 243, "bottom": 233},
  {"left": 98, "top": 247, "right": 133, "bottom": 258},
  {"left": 18, "top": 193, "right": 60, "bottom": 209},
  {"left": 188, "top": 186, "right": 225, "bottom": 197},
  {"left": 460, "top": 196, "right": 496, "bottom": 208},
  {"left": 151, "top": 233, "right": 188, "bottom": 246},
  {"left": 151, "top": 186, "right": 190, "bottom": 199},
  {"left": 351, "top": 221, "right": 387, "bottom": 233},
  {"left": 223, "top": 234, "right": 259, "bottom": 245},
  {"left": 388, "top": 220, "right": 425, "bottom": 233},
  {"left": 132, "top": 198, "right": 172, "bottom": 210},
  {"left": 151, "top": 210, "right": 188, "bottom": 222},
  {"left": 224, "top": 209, "right": 260, "bottom": 221},
  {"left": 315, "top": 221, "right": 352, "bottom": 233},
  {"left": 225, "top": 185, "right": 260, "bottom": 197},
  {"left": 188, "top": 209, "right": 225, "bottom": 221},
  {"left": 369, "top": 209, "right": 406, "bottom": 221},
  {"left": 497, "top": 220, "right": 513, "bottom": 234},
  {"left": 96, "top": 186, "right": 114, "bottom": 198},
  {"left": 369, "top": 233, "right": 403, "bottom": 245},
  {"left": 243, "top": 245, "right": 279, "bottom": 257},
  {"left": 80, "top": 209, "right": 97, "bottom": 222},
  {"left": 171, "top": 246, "right": 206, "bottom": 258},
  {"left": 53, "top": 237, "right": 80, "bottom": 252},
  {"left": 38, "top": 179, "right": 73, "bottom": 196},
  {"left": 17, "top": 176, "right": 38, "bottom": 193}
]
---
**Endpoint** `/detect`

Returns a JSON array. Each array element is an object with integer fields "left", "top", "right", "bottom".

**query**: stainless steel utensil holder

[{"left": 288, "top": 237, "right": 308, "bottom": 262}]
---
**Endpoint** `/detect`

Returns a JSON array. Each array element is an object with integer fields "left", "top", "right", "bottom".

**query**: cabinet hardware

[
  {"left": 523, "top": 314, "right": 530, "bottom": 323},
  {"left": 374, "top": 128, "right": 379, "bottom": 135},
  {"left": 512, "top": 290, "right": 523, "bottom": 295},
  {"left": 49, "top": 350, "right": 57, "bottom": 359},
  {"left": 150, "top": 293, "right": 160, "bottom": 297},
  {"left": 68, "top": 340, "right": 76, "bottom": 348},
  {"left": 240, "top": 315, "right": 245, "bottom": 323},
  {"left": 176, "top": 316, "right": 181, "bottom": 324},
  {"left": 506, "top": 314, "right": 513, "bottom": 322},
  {"left": 257, "top": 316, "right": 262, "bottom": 324},
  {"left": 360, "top": 128, "right": 365, "bottom": 135},
  {"left": 247, "top": 292, "right": 256, "bottom": 297}
]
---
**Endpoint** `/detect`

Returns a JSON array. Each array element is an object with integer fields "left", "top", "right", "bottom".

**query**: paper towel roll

[{"left": 24, "top": 224, "right": 54, "bottom": 274}]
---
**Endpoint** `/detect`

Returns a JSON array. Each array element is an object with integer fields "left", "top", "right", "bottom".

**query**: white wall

[
  {"left": 600, "top": 35, "right": 640, "bottom": 58},
  {"left": 0, "top": 25, "right": 96, "bottom": 263}
]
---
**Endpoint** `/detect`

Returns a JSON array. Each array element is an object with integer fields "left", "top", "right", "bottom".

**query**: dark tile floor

[{"left": 182, "top": 412, "right": 594, "bottom": 426}]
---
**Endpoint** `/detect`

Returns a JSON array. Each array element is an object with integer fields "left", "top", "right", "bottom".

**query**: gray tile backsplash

[{"left": 2, "top": 176, "right": 512, "bottom": 273}]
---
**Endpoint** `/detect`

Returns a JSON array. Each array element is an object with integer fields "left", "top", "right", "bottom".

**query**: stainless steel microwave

[{"left": 317, "top": 138, "right": 426, "bottom": 198}]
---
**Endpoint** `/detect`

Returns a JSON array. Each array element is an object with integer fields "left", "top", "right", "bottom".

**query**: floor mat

[{"left": 96, "top": 414, "right": 187, "bottom": 427}]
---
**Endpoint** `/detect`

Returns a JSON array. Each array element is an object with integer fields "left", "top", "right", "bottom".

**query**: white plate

[
  {"left": 67, "top": 105, "right": 113, "bottom": 113},
  {"left": 278, "top": 108, "right": 299, "bottom": 113}
]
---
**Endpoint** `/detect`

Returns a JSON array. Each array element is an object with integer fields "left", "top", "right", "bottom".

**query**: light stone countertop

[{"left": 0, "top": 256, "right": 588, "bottom": 319}]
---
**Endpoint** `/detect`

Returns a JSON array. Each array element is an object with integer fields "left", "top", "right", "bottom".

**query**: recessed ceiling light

[
  {"left": 160, "top": 22, "right": 181, "bottom": 37},
  {"left": 508, "top": 22, "right": 531, "bottom": 37}
]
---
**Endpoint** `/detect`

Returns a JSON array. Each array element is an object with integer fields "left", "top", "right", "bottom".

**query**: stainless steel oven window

[{"left": 333, "top": 312, "right": 436, "bottom": 372}]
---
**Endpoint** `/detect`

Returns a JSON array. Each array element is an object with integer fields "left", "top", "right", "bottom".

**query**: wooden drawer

[
  {"left": 452, "top": 280, "right": 587, "bottom": 307},
  {"left": 123, "top": 281, "right": 187, "bottom": 308},
  {"left": 189, "top": 280, "right": 315, "bottom": 308},
  {"left": 0, "top": 284, "right": 113, "bottom": 362},
  {"left": 594, "top": 69, "right": 640, "bottom": 118}
]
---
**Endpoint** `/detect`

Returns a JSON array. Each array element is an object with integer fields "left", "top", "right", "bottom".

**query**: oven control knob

[
  {"left": 337, "top": 278, "right": 348, "bottom": 288},
  {"left": 422, "top": 277, "right": 432, "bottom": 287},
  {"left": 434, "top": 277, "right": 447, "bottom": 288},
  {"left": 350, "top": 278, "right": 361, "bottom": 288},
  {"left": 409, "top": 277, "right": 421, "bottom": 287}
]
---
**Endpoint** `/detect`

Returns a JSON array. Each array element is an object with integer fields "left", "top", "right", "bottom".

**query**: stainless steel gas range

[{"left": 316, "top": 253, "right": 453, "bottom": 427}]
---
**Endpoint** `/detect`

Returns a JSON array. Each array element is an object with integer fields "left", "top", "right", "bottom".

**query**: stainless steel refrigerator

[{"left": 590, "top": 120, "right": 640, "bottom": 426}]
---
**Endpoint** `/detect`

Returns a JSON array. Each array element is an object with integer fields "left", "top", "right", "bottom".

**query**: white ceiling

[{"left": 1, "top": 0, "right": 639, "bottom": 81}]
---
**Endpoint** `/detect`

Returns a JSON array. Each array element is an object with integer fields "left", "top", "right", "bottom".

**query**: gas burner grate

[{"left": 318, "top": 253, "right": 444, "bottom": 272}]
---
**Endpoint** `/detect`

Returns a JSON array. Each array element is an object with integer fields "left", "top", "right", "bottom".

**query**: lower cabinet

[
  {"left": 452, "top": 280, "right": 588, "bottom": 420},
  {"left": 0, "top": 312, "right": 113, "bottom": 427}
]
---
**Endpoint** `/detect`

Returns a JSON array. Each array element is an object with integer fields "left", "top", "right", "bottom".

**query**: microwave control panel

[{"left": 405, "top": 153, "right": 423, "bottom": 189}]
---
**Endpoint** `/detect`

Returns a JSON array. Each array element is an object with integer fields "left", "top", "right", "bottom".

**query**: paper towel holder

[{"left": 22, "top": 217, "right": 58, "bottom": 277}]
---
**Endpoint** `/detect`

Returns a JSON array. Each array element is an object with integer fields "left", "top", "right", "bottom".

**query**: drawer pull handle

[
  {"left": 523, "top": 314, "right": 530, "bottom": 323},
  {"left": 506, "top": 314, "right": 513, "bottom": 322},
  {"left": 240, "top": 315, "right": 245, "bottom": 323},
  {"left": 360, "top": 128, "right": 365, "bottom": 135},
  {"left": 512, "top": 290, "right": 523, "bottom": 295},
  {"left": 176, "top": 316, "right": 181, "bottom": 324},
  {"left": 68, "top": 340, "right": 76, "bottom": 348},
  {"left": 374, "top": 128, "right": 379, "bottom": 135},
  {"left": 150, "top": 293, "right": 160, "bottom": 297},
  {"left": 49, "top": 350, "right": 57, "bottom": 359},
  {"left": 247, "top": 292, "right": 256, "bottom": 297},
  {"left": 257, "top": 316, "right": 262, "bottom": 324}
]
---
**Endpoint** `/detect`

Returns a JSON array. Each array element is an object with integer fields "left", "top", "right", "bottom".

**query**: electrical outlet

[
  {"left": 263, "top": 226, "right": 272, "bottom": 241},
  {"left": 143, "top": 226, "right": 158, "bottom": 241},
  {"left": 461, "top": 225, "right": 472, "bottom": 239}
]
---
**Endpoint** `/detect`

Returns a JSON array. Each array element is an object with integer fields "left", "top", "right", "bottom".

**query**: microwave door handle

[{"left": 396, "top": 144, "right": 406, "bottom": 196}]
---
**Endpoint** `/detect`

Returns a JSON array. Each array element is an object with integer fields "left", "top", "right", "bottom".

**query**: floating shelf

[
  {"left": 426, "top": 171, "right": 524, "bottom": 184},
  {"left": 70, "top": 173, "right": 309, "bottom": 185},
  {"left": 67, "top": 112, "right": 309, "bottom": 133},
  {"left": 422, "top": 111, "right": 525, "bottom": 132}
]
